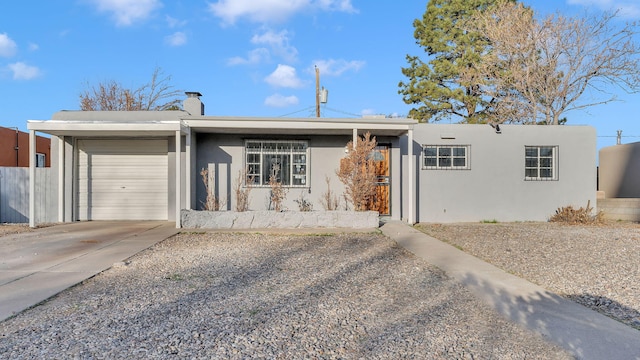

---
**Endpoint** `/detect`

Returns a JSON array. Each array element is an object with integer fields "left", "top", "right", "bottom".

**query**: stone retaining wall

[{"left": 181, "top": 210, "right": 379, "bottom": 229}]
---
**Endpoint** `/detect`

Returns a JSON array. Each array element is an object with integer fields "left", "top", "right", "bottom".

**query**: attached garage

[{"left": 76, "top": 139, "right": 169, "bottom": 220}]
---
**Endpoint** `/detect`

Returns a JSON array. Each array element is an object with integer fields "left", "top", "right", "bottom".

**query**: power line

[{"left": 277, "top": 106, "right": 315, "bottom": 117}]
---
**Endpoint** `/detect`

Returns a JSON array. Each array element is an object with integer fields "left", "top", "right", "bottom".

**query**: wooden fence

[{"left": 0, "top": 167, "right": 56, "bottom": 224}]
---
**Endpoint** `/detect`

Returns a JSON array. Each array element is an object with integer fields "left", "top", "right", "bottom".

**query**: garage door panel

[
  {"left": 78, "top": 172, "right": 167, "bottom": 183},
  {"left": 77, "top": 181, "right": 168, "bottom": 192},
  {"left": 79, "top": 155, "right": 168, "bottom": 165},
  {"left": 77, "top": 194, "right": 167, "bottom": 207},
  {"left": 86, "top": 207, "right": 165, "bottom": 221},
  {"left": 76, "top": 139, "right": 168, "bottom": 221}
]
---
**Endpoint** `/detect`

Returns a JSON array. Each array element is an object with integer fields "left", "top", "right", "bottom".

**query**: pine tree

[{"left": 399, "top": 0, "right": 515, "bottom": 123}]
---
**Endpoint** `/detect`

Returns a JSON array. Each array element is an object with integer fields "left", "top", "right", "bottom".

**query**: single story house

[{"left": 26, "top": 92, "right": 596, "bottom": 228}]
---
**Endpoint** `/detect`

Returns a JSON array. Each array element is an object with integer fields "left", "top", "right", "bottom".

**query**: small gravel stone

[{"left": 0, "top": 232, "right": 570, "bottom": 359}]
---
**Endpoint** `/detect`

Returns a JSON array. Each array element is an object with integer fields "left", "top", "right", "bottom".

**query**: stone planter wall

[{"left": 181, "top": 210, "right": 379, "bottom": 229}]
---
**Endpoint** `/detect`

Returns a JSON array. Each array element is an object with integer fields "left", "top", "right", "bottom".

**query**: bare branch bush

[
  {"left": 79, "top": 67, "right": 182, "bottom": 111},
  {"left": 268, "top": 163, "right": 288, "bottom": 212},
  {"left": 336, "top": 132, "right": 378, "bottom": 211},
  {"left": 200, "top": 168, "right": 225, "bottom": 211},
  {"left": 234, "top": 170, "right": 253, "bottom": 212},
  {"left": 465, "top": 3, "right": 640, "bottom": 125},
  {"left": 319, "top": 175, "right": 339, "bottom": 211},
  {"left": 294, "top": 191, "right": 313, "bottom": 212},
  {"left": 550, "top": 200, "right": 604, "bottom": 224}
]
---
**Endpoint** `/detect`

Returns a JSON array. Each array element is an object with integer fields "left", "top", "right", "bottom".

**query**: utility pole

[{"left": 315, "top": 66, "right": 320, "bottom": 118}]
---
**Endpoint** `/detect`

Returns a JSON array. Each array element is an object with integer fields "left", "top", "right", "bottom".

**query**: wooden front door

[{"left": 369, "top": 145, "right": 390, "bottom": 215}]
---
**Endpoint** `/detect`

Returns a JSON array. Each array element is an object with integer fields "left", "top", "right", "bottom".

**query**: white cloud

[
  {"left": 316, "top": 0, "right": 357, "bottom": 13},
  {"left": 28, "top": 43, "right": 39, "bottom": 51},
  {"left": 208, "top": 0, "right": 356, "bottom": 25},
  {"left": 209, "top": 0, "right": 308, "bottom": 25},
  {"left": 265, "top": 64, "right": 305, "bottom": 88},
  {"left": 165, "top": 31, "right": 187, "bottom": 46},
  {"left": 251, "top": 29, "right": 298, "bottom": 62},
  {"left": 312, "top": 58, "right": 365, "bottom": 76},
  {"left": 567, "top": 0, "right": 640, "bottom": 18},
  {"left": 229, "top": 29, "right": 299, "bottom": 66},
  {"left": 264, "top": 93, "right": 299, "bottom": 107},
  {"left": 166, "top": 15, "right": 187, "bottom": 28},
  {"left": 0, "top": 33, "right": 17, "bottom": 57},
  {"left": 228, "top": 48, "right": 270, "bottom": 65},
  {"left": 89, "top": 0, "right": 161, "bottom": 26},
  {"left": 7, "top": 62, "right": 41, "bottom": 80}
]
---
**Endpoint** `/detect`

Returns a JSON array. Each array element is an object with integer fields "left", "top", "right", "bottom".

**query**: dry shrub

[
  {"left": 550, "top": 200, "right": 604, "bottom": 224},
  {"left": 234, "top": 170, "right": 253, "bottom": 212},
  {"left": 268, "top": 172, "right": 288, "bottom": 212},
  {"left": 294, "top": 191, "right": 313, "bottom": 212},
  {"left": 200, "top": 168, "right": 225, "bottom": 211},
  {"left": 320, "top": 175, "right": 339, "bottom": 211},
  {"left": 336, "top": 132, "right": 377, "bottom": 211}
]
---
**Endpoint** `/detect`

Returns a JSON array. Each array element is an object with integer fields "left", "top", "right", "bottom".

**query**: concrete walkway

[
  {"left": 0, "top": 221, "right": 179, "bottom": 322},
  {"left": 380, "top": 221, "right": 640, "bottom": 360}
]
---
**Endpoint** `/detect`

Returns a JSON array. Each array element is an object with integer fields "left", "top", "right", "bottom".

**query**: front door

[{"left": 369, "top": 145, "right": 390, "bottom": 215}]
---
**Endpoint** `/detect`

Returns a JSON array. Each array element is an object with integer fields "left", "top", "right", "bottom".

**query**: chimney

[{"left": 184, "top": 91, "right": 204, "bottom": 115}]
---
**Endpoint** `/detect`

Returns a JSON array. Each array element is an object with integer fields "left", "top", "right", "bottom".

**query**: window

[
  {"left": 245, "top": 140, "right": 309, "bottom": 187},
  {"left": 422, "top": 145, "right": 470, "bottom": 170},
  {"left": 36, "top": 153, "right": 46, "bottom": 168},
  {"left": 525, "top": 146, "right": 557, "bottom": 180}
]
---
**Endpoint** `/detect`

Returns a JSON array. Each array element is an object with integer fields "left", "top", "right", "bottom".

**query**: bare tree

[
  {"left": 79, "top": 67, "right": 182, "bottom": 111},
  {"left": 467, "top": 3, "right": 640, "bottom": 124}
]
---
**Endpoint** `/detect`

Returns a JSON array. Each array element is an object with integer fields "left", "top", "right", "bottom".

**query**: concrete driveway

[{"left": 0, "top": 221, "right": 179, "bottom": 321}]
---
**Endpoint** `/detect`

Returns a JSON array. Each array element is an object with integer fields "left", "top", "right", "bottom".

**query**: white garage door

[{"left": 76, "top": 139, "right": 168, "bottom": 220}]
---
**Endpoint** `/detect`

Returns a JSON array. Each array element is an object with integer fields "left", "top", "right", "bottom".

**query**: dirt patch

[{"left": 0, "top": 224, "right": 32, "bottom": 237}]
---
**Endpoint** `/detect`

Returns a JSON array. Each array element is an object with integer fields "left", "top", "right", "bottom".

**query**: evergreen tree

[{"left": 399, "top": 0, "right": 515, "bottom": 123}]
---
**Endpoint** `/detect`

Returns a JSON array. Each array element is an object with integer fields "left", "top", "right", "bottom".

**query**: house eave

[
  {"left": 27, "top": 119, "right": 188, "bottom": 137},
  {"left": 181, "top": 116, "right": 416, "bottom": 137}
]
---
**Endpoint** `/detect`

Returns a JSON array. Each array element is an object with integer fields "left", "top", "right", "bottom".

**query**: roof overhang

[
  {"left": 27, "top": 111, "right": 416, "bottom": 138},
  {"left": 182, "top": 116, "right": 416, "bottom": 137},
  {"left": 27, "top": 120, "right": 188, "bottom": 137}
]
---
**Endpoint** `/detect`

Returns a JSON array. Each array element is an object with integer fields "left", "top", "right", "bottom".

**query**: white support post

[
  {"left": 175, "top": 131, "right": 182, "bottom": 228},
  {"left": 185, "top": 128, "right": 191, "bottom": 210},
  {"left": 352, "top": 128, "right": 358, "bottom": 148},
  {"left": 29, "top": 130, "right": 36, "bottom": 228},
  {"left": 58, "top": 136, "right": 65, "bottom": 222},
  {"left": 407, "top": 128, "right": 415, "bottom": 224}
]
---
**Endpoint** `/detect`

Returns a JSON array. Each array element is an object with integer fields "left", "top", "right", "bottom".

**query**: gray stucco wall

[
  {"left": 599, "top": 142, "right": 640, "bottom": 198},
  {"left": 412, "top": 124, "right": 597, "bottom": 223},
  {"left": 193, "top": 133, "right": 401, "bottom": 218}
]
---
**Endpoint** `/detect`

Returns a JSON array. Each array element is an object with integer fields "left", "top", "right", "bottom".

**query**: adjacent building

[{"left": 0, "top": 126, "right": 50, "bottom": 167}]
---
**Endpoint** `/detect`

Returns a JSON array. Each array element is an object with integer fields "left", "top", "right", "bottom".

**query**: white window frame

[
  {"left": 36, "top": 153, "right": 46, "bottom": 168},
  {"left": 245, "top": 140, "right": 309, "bottom": 187},
  {"left": 421, "top": 145, "right": 470, "bottom": 170},
  {"left": 525, "top": 146, "right": 558, "bottom": 181}
]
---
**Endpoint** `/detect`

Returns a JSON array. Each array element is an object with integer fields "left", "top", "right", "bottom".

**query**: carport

[{"left": 27, "top": 112, "right": 191, "bottom": 228}]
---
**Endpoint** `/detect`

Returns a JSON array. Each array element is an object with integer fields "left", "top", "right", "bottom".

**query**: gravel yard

[
  {"left": 0, "top": 231, "right": 570, "bottom": 359},
  {"left": 417, "top": 221, "right": 640, "bottom": 330},
  {"left": 0, "top": 224, "right": 31, "bottom": 237}
]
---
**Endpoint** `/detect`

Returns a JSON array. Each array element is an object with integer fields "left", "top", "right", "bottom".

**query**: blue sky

[{"left": 1, "top": 0, "right": 639, "bottom": 152}]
